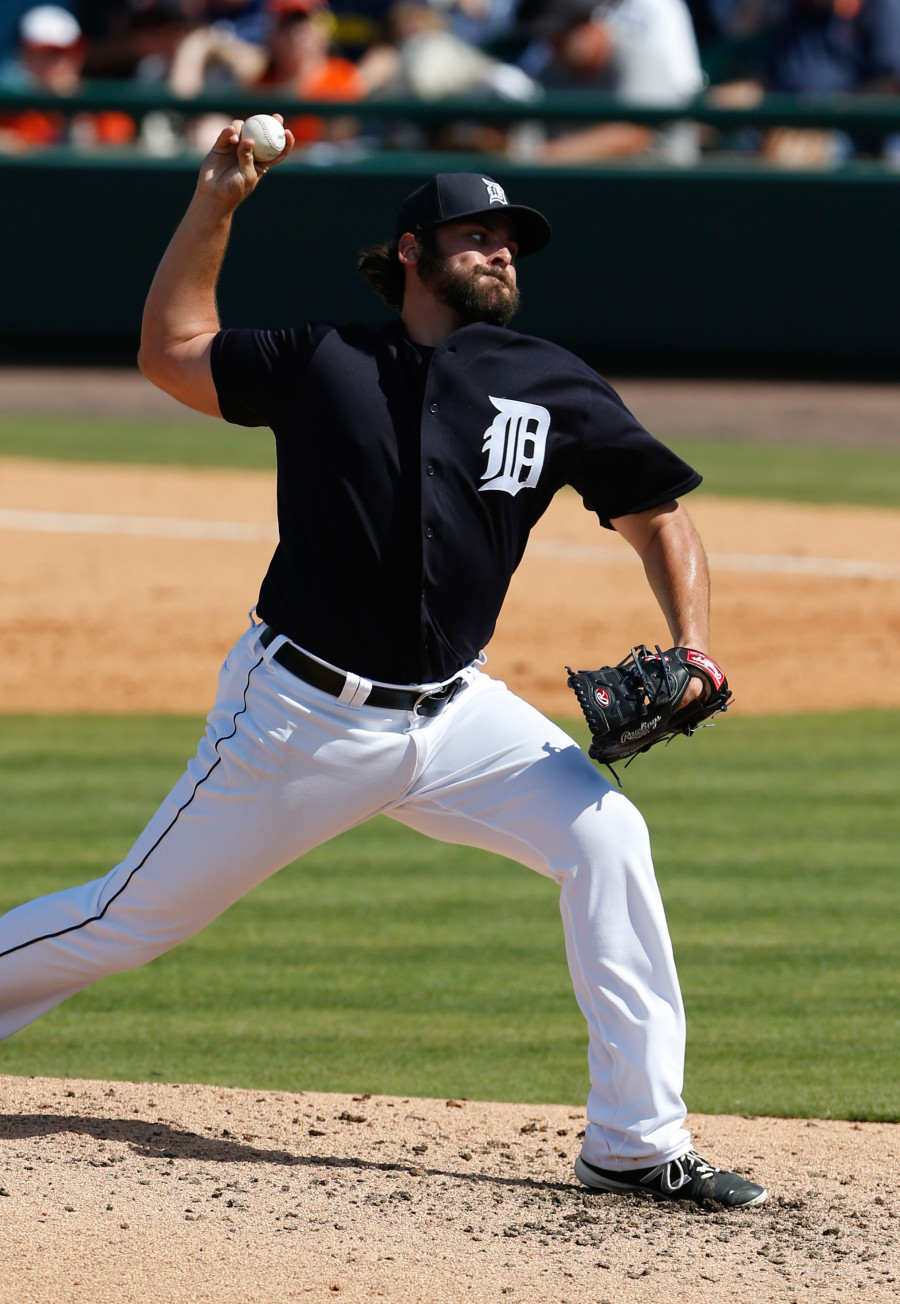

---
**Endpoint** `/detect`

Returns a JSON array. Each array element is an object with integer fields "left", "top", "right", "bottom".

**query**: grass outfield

[
  {"left": 2, "top": 413, "right": 900, "bottom": 507},
  {"left": 1, "top": 712, "right": 897, "bottom": 1121},
  {"left": 0, "top": 414, "right": 276, "bottom": 473}
]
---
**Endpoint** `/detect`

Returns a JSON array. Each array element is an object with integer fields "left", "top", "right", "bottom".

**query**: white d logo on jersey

[{"left": 478, "top": 396, "right": 550, "bottom": 497}]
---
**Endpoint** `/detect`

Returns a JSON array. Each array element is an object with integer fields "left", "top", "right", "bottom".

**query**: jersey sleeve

[
  {"left": 571, "top": 374, "right": 702, "bottom": 528},
  {"left": 210, "top": 323, "right": 331, "bottom": 427}
]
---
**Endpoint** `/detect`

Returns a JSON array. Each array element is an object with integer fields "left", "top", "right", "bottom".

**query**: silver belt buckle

[{"left": 413, "top": 678, "right": 462, "bottom": 717}]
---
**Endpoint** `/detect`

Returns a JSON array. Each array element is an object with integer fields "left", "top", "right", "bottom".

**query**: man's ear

[{"left": 397, "top": 232, "right": 419, "bottom": 266}]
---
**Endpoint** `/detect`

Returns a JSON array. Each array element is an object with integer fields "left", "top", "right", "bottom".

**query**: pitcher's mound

[{"left": 0, "top": 1075, "right": 895, "bottom": 1303}]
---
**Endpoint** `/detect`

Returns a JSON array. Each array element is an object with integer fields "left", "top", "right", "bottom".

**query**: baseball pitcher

[{"left": 0, "top": 121, "right": 765, "bottom": 1208}]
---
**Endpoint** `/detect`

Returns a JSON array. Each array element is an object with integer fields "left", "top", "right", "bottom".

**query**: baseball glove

[{"left": 566, "top": 646, "right": 731, "bottom": 776}]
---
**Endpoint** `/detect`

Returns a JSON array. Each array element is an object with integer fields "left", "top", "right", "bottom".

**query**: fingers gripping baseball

[{"left": 197, "top": 116, "right": 294, "bottom": 208}]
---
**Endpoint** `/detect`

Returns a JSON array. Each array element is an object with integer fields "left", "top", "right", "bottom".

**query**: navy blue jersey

[{"left": 211, "top": 319, "right": 701, "bottom": 684}]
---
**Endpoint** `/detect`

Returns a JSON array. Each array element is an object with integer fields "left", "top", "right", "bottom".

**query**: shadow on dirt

[{"left": 0, "top": 1111, "right": 577, "bottom": 1194}]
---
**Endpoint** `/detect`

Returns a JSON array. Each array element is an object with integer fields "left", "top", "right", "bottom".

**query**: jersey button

[
  {"left": 429, "top": 402, "right": 439, "bottom": 414},
  {"left": 425, "top": 527, "right": 434, "bottom": 539},
  {"left": 426, "top": 464, "right": 435, "bottom": 476}
]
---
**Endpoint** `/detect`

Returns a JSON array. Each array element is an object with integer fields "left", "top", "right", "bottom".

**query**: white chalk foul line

[
  {"left": 1, "top": 507, "right": 898, "bottom": 581},
  {"left": 0, "top": 507, "right": 278, "bottom": 543},
  {"left": 525, "top": 540, "right": 900, "bottom": 581}
]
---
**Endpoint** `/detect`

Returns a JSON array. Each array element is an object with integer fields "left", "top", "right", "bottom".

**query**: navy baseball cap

[{"left": 394, "top": 173, "right": 552, "bottom": 257}]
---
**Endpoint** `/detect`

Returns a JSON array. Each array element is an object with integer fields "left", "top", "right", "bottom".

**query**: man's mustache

[{"left": 476, "top": 266, "right": 515, "bottom": 290}]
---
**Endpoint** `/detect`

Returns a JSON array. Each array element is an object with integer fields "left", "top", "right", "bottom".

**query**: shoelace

[{"left": 641, "top": 1149, "right": 720, "bottom": 1193}]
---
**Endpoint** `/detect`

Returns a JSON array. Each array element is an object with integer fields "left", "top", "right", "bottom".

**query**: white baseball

[{"left": 240, "top": 114, "right": 286, "bottom": 163}]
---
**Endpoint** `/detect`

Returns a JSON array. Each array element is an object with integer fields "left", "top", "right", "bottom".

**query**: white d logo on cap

[{"left": 482, "top": 178, "right": 508, "bottom": 206}]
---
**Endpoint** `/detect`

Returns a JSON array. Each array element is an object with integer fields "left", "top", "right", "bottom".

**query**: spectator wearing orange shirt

[
  {"left": 0, "top": 5, "right": 135, "bottom": 151},
  {"left": 259, "top": 0, "right": 367, "bottom": 145}
]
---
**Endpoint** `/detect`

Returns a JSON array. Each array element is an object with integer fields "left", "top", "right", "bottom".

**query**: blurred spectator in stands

[
  {"left": 0, "top": 4, "right": 136, "bottom": 150},
  {"left": 0, "top": 0, "right": 48, "bottom": 66},
  {"left": 75, "top": 3, "right": 264, "bottom": 153},
  {"left": 431, "top": 0, "right": 518, "bottom": 49},
  {"left": 78, "top": 2, "right": 269, "bottom": 84},
  {"left": 326, "top": 0, "right": 395, "bottom": 60},
  {"left": 358, "top": 1, "right": 538, "bottom": 150},
  {"left": 166, "top": 7, "right": 269, "bottom": 95},
  {"left": 254, "top": 0, "right": 367, "bottom": 147},
  {"left": 685, "top": 0, "right": 785, "bottom": 86},
  {"left": 322, "top": 0, "right": 518, "bottom": 67},
  {"left": 707, "top": 0, "right": 900, "bottom": 162},
  {"left": 79, "top": 1, "right": 194, "bottom": 81},
  {"left": 360, "top": 1, "right": 536, "bottom": 94},
  {"left": 513, "top": 0, "right": 704, "bottom": 161},
  {"left": 686, "top": 0, "right": 785, "bottom": 50},
  {"left": 0, "top": 1, "right": 82, "bottom": 90},
  {"left": 162, "top": 6, "right": 268, "bottom": 151},
  {"left": 769, "top": 0, "right": 900, "bottom": 106},
  {"left": 194, "top": 0, "right": 272, "bottom": 44},
  {"left": 76, "top": 0, "right": 149, "bottom": 50},
  {"left": 152, "top": 0, "right": 366, "bottom": 149}
]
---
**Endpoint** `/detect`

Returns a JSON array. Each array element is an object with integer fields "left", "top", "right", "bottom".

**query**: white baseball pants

[{"left": 0, "top": 621, "right": 690, "bottom": 1169}]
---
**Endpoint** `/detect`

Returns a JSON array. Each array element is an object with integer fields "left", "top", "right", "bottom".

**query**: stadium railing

[{"left": 2, "top": 84, "right": 900, "bottom": 149}]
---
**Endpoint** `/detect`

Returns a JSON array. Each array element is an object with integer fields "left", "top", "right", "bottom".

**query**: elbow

[
  {"left": 137, "top": 343, "right": 159, "bottom": 385},
  {"left": 137, "top": 342, "right": 172, "bottom": 393}
]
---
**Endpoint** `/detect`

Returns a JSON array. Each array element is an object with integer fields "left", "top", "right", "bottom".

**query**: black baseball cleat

[{"left": 574, "top": 1148, "right": 768, "bottom": 1208}]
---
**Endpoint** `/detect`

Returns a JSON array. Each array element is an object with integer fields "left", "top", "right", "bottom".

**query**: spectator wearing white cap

[
  {"left": 0, "top": 5, "right": 136, "bottom": 150},
  {"left": 14, "top": 4, "right": 85, "bottom": 92},
  {"left": 513, "top": 0, "right": 704, "bottom": 162}
]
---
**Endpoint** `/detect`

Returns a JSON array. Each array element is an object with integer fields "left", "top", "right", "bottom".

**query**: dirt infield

[
  {"left": 1, "top": 371, "right": 898, "bottom": 1302},
  {"left": 3, "top": 368, "right": 899, "bottom": 716},
  {"left": 2, "top": 457, "right": 899, "bottom": 716},
  {"left": 1, "top": 1077, "right": 897, "bottom": 1304}
]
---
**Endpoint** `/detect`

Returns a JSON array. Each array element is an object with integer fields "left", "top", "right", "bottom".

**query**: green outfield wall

[{"left": 2, "top": 153, "right": 897, "bottom": 372}]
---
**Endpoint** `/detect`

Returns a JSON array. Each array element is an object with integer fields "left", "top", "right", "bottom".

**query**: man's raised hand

[{"left": 196, "top": 116, "right": 294, "bottom": 209}]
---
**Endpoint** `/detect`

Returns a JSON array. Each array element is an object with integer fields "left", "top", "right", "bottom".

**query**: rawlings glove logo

[
  {"left": 621, "top": 716, "right": 661, "bottom": 743},
  {"left": 567, "top": 645, "right": 730, "bottom": 784}
]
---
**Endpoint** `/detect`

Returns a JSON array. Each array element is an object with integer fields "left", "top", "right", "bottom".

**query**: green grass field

[
  {"left": 0, "top": 414, "right": 276, "bottom": 473},
  {"left": 3, "top": 413, "right": 900, "bottom": 506},
  {"left": 2, "top": 408, "right": 897, "bottom": 1118},
  {"left": 1, "top": 712, "right": 897, "bottom": 1121}
]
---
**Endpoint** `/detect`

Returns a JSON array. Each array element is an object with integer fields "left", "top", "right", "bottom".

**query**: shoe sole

[{"left": 574, "top": 1156, "right": 768, "bottom": 1207}]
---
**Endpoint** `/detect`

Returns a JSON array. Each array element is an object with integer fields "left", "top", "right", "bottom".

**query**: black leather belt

[{"left": 259, "top": 626, "right": 464, "bottom": 716}]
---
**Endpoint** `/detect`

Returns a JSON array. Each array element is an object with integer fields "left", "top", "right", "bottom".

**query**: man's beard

[{"left": 417, "top": 245, "right": 520, "bottom": 327}]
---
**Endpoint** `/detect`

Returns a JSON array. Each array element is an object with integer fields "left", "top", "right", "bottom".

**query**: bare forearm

[
  {"left": 612, "top": 502, "right": 711, "bottom": 651},
  {"left": 641, "top": 516, "right": 710, "bottom": 651}
]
